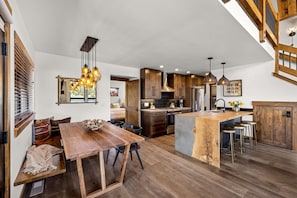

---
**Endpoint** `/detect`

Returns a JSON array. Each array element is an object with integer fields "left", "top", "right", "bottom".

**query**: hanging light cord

[{"left": 222, "top": 62, "right": 226, "bottom": 75}]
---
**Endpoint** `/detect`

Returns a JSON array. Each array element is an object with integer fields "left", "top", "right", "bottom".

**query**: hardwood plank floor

[{"left": 23, "top": 134, "right": 297, "bottom": 197}]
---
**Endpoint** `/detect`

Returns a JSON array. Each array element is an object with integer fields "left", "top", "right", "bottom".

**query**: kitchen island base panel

[
  {"left": 175, "top": 111, "right": 253, "bottom": 168},
  {"left": 175, "top": 116, "right": 195, "bottom": 156},
  {"left": 193, "top": 118, "right": 221, "bottom": 168}
]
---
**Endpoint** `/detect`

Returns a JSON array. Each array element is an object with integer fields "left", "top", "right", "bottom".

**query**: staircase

[{"left": 223, "top": 0, "right": 297, "bottom": 85}]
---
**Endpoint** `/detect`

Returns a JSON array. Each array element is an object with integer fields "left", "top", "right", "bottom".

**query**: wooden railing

[
  {"left": 236, "top": 0, "right": 278, "bottom": 47},
  {"left": 222, "top": 0, "right": 297, "bottom": 85},
  {"left": 274, "top": 44, "right": 297, "bottom": 85},
  {"left": 224, "top": 0, "right": 297, "bottom": 85}
]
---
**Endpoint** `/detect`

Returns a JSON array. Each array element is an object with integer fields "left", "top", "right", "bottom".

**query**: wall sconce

[{"left": 287, "top": 27, "right": 296, "bottom": 46}]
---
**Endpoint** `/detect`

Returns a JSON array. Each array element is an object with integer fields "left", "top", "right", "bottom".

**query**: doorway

[
  {"left": 0, "top": 27, "right": 5, "bottom": 198},
  {"left": 110, "top": 76, "right": 139, "bottom": 126}
]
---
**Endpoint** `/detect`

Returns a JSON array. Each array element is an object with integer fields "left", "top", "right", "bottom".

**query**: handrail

[
  {"left": 234, "top": 0, "right": 297, "bottom": 85},
  {"left": 237, "top": 0, "right": 278, "bottom": 47},
  {"left": 277, "top": 44, "right": 297, "bottom": 77}
]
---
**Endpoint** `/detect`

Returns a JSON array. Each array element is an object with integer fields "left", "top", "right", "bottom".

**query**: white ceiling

[{"left": 15, "top": 0, "right": 274, "bottom": 75}]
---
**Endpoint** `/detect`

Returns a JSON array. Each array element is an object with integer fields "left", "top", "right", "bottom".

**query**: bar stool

[
  {"left": 240, "top": 123, "right": 253, "bottom": 148},
  {"left": 242, "top": 121, "right": 257, "bottom": 144},
  {"left": 222, "top": 128, "right": 236, "bottom": 163},
  {"left": 232, "top": 125, "right": 245, "bottom": 154}
]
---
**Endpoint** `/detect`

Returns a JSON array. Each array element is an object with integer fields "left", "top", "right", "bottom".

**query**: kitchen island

[{"left": 175, "top": 110, "right": 252, "bottom": 168}]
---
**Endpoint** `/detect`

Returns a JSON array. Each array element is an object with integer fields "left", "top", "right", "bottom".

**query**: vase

[{"left": 235, "top": 106, "right": 240, "bottom": 112}]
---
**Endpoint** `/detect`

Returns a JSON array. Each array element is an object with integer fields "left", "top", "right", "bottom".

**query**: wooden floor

[{"left": 23, "top": 134, "right": 297, "bottom": 198}]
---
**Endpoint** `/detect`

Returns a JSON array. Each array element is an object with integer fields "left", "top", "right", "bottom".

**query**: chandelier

[{"left": 70, "top": 36, "right": 101, "bottom": 90}]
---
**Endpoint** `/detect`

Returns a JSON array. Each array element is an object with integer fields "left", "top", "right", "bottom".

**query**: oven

[{"left": 167, "top": 110, "right": 182, "bottom": 134}]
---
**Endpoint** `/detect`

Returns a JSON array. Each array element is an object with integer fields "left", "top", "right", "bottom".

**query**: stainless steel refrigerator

[{"left": 191, "top": 86, "right": 205, "bottom": 112}]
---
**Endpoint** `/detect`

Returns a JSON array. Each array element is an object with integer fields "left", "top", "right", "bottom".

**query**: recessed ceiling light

[
  {"left": 186, "top": 71, "right": 191, "bottom": 74},
  {"left": 175, "top": 68, "right": 179, "bottom": 71},
  {"left": 160, "top": 65, "right": 164, "bottom": 68}
]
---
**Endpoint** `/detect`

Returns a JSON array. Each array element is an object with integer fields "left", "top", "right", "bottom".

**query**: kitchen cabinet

[
  {"left": 185, "top": 74, "right": 204, "bottom": 107},
  {"left": 140, "top": 68, "right": 162, "bottom": 99},
  {"left": 141, "top": 111, "right": 166, "bottom": 137},
  {"left": 253, "top": 101, "right": 297, "bottom": 150},
  {"left": 181, "top": 108, "right": 191, "bottom": 113},
  {"left": 168, "top": 73, "right": 186, "bottom": 99}
]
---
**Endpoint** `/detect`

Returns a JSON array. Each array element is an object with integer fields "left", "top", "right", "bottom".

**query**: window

[
  {"left": 70, "top": 86, "right": 96, "bottom": 103},
  {"left": 14, "top": 31, "right": 34, "bottom": 136},
  {"left": 57, "top": 76, "right": 97, "bottom": 104}
]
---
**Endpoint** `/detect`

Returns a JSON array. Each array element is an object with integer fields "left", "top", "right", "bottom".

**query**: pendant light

[
  {"left": 203, "top": 57, "right": 217, "bottom": 84},
  {"left": 218, "top": 62, "right": 230, "bottom": 85},
  {"left": 71, "top": 36, "right": 101, "bottom": 91}
]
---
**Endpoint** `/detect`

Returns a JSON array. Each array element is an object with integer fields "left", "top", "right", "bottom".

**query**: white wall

[
  {"left": 9, "top": 0, "right": 37, "bottom": 197},
  {"left": 34, "top": 52, "right": 139, "bottom": 122},
  {"left": 110, "top": 80, "right": 126, "bottom": 107},
  {"left": 213, "top": 60, "right": 297, "bottom": 109}
]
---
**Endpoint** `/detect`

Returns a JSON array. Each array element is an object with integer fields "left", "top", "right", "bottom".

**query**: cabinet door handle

[{"left": 285, "top": 111, "right": 291, "bottom": 118}]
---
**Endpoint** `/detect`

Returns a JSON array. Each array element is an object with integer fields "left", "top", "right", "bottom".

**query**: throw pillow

[
  {"left": 34, "top": 124, "right": 51, "bottom": 141},
  {"left": 50, "top": 117, "right": 71, "bottom": 127}
]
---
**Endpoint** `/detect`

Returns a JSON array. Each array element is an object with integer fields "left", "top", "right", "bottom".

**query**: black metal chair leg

[
  {"left": 135, "top": 149, "right": 144, "bottom": 169},
  {"left": 130, "top": 150, "right": 133, "bottom": 160},
  {"left": 113, "top": 150, "right": 120, "bottom": 166}
]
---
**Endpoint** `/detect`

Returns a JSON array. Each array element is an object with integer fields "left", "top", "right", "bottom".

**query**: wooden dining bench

[
  {"left": 14, "top": 134, "right": 66, "bottom": 186},
  {"left": 14, "top": 151, "right": 66, "bottom": 186}
]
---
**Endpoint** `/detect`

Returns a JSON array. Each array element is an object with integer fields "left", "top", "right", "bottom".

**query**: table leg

[
  {"left": 99, "top": 151, "right": 106, "bottom": 190},
  {"left": 76, "top": 157, "right": 87, "bottom": 198},
  {"left": 119, "top": 144, "right": 131, "bottom": 183}
]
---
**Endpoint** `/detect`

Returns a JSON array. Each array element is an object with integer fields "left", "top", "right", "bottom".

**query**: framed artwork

[
  {"left": 110, "top": 87, "right": 119, "bottom": 96},
  {"left": 223, "top": 80, "right": 242, "bottom": 97}
]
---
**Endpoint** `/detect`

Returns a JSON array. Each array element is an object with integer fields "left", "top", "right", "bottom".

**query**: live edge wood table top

[{"left": 59, "top": 121, "right": 144, "bottom": 198}]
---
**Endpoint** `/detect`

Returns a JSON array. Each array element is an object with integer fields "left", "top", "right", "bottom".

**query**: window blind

[{"left": 14, "top": 31, "right": 34, "bottom": 126}]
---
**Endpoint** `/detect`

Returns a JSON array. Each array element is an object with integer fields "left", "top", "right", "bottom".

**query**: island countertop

[
  {"left": 175, "top": 110, "right": 253, "bottom": 168},
  {"left": 178, "top": 110, "right": 252, "bottom": 121}
]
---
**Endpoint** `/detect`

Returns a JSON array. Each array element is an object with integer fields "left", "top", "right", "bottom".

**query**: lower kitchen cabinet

[
  {"left": 141, "top": 111, "right": 166, "bottom": 137},
  {"left": 253, "top": 101, "right": 297, "bottom": 150},
  {"left": 181, "top": 109, "right": 191, "bottom": 113}
]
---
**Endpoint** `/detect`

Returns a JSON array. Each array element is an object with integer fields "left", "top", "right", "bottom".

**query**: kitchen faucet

[{"left": 215, "top": 98, "right": 226, "bottom": 112}]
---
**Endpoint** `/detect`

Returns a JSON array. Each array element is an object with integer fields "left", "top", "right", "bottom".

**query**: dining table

[{"left": 59, "top": 121, "right": 145, "bottom": 198}]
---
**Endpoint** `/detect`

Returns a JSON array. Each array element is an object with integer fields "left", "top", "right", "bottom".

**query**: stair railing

[{"left": 236, "top": 0, "right": 278, "bottom": 47}]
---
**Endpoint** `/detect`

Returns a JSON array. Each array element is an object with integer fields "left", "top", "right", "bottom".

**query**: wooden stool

[
  {"left": 240, "top": 123, "right": 253, "bottom": 148},
  {"left": 233, "top": 125, "right": 245, "bottom": 154},
  {"left": 242, "top": 121, "right": 257, "bottom": 144},
  {"left": 222, "top": 128, "right": 236, "bottom": 163}
]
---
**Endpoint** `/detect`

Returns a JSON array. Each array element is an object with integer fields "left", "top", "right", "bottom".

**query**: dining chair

[
  {"left": 105, "top": 120, "right": 125, "bottom": 163},
  {"left": 112, "top": 125, "right": 144, "bottom": 169}
]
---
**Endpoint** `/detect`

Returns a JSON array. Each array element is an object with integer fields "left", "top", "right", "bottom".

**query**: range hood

[{"left": 161, "top": 72, "right": 175, "bottom": 92}]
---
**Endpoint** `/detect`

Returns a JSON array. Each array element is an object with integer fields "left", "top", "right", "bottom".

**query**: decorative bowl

[{"left": 83, "top": 119, "right": 104, "bottom": 131}]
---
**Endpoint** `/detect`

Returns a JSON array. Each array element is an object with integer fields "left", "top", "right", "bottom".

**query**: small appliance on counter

[
  {"left": 179, "top": 99, "right": 184, "bottom": 108},
  {"left": 150, "top": 102, "right": 155, "bottom": 109},
  {"left": 169, "top": 102, "right": 175, "bottom": 109}
]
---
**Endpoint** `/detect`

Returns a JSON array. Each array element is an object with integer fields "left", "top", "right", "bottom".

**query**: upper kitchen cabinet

[
  {"left": 140, "top": 68, "right": 162, "bottom": 99},
  {"left": 184, "top": 74, "right": 204, "bottom": 107},
  {"left": 168, "top": 73, "right": 186, "bottom": 99}
]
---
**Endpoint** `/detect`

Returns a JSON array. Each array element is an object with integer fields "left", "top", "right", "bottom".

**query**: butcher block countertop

[
  {"left": 176, "top": 110, "right": 253, "bottom": 168},
  {"left": 179, "top": 110, "right": 252, "bottom": 120}
]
